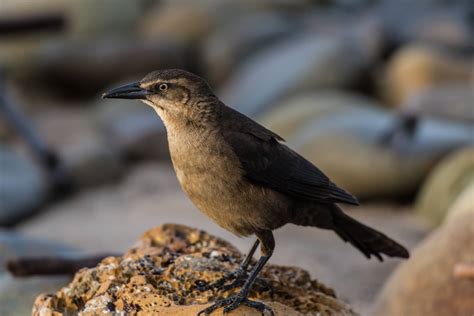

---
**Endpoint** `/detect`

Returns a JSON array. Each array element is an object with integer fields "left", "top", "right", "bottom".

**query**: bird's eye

[{"left": 159, "top": 83, "right": 168, "bottom": 91}]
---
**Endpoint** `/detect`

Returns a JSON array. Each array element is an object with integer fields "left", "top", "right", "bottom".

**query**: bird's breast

[
  {"left": 168, "top": 130, "right": 244, "bottom": 203},
  {"left": 166, "top": 128, "right": 290, "bottom": 236}
]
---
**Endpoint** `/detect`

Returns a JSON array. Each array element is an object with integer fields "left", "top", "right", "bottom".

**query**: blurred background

[{"left": 0, "top": 0, "right": 473, "bottom": 315}]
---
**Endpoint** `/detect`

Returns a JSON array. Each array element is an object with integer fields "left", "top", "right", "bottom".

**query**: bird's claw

[
  {"left": 196, "top": 268, "right": 245, "bottom": 291},
  {"left": 197, "top": 268, "right": 274, "bottom": 296},
  {"left": 197, "top": 294, "right": 274, "bottom": 315}
]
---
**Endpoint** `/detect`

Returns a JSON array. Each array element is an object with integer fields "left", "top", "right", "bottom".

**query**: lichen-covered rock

[{"left": 32, "top": 224, "right": 357, "bottom": 315}]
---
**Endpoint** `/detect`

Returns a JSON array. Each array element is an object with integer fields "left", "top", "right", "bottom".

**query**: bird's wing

[{"left": 221, "top": 107, "right": 359, "bottom": 205}]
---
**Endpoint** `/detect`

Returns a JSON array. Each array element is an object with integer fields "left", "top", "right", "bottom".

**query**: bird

[{"left": 103, "top": 69, "right": 409, "bottom": 315}]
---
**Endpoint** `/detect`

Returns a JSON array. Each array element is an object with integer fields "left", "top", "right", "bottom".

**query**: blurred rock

[
  {"left": 289, "top": 110, "right": 473, "bottom": 199},
  {"left": 0, "top": 0, "right": 149, "bottom": 84},
  {"left": 0, "top": 230, "right": 76, "bottom": 316},
  {"left": 0, "top": 275, "right": 71, "bottom": 316},
  {"left": 0, "top": 0, "right": 148, "bottom": 39},
  {"left": 96, "top": 99, "right": 169, "bottom": 160},
  {"left": 258, "top": 91, "right": 380, "bottom": 138},
  {"left": 139, "top": 3, "right": 216, "bottom": 46},
  {"left": 416, "top": 146, "right": 474, "bottom": 225},
  {"left": 202, "top": 12, "right": 298, "bottom": 84},
  {"left": 62, "top": 139, "right": 124, "bottom": 190},
  {"left": 219, "top": 33, "right": 372, "bottom": 117},
  {"left": 382, "top": 44, "right": 473, "bottom": 106},
  {"left": 34, "top": 106, "right": 125, "bottom": 189},
  {"left": 373, "top": 0, "right": 473, "bottom": 50},
  {"left": 158, "top": 0, "right": 313, "bottom": 12},
  {"left": 9, "top": 38, "right": 189, "bottom": 99},
  {"left": 0, "top": 230, "right": 75, "bottom": 274},
  {"left": 446, "top": 182, "right": 474, "bottom": 223},
  {"left": 0, "top": 0, "right": 65, "bottom": 17},
  {"left": 371, "top": 196, "right": 474, "bottom": 316},
  {"left": 32, "top": 224, "right": 357, "bottom": 315},
  {"left": 0, "top": 146, "right": 48, "bottom": 226},
  {"left": 68, "top": 0, "right": 145, "bottom": 40},
  {"left": 399, "top": 85, "right": 474, "bottom": 124},
  {"left": 0, "top": 117, "right": 14, "bottom": 142}
]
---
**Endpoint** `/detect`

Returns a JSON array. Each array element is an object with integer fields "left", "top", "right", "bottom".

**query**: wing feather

[{"left": 220, "top": 106, "right": 359, "bottom": 205}]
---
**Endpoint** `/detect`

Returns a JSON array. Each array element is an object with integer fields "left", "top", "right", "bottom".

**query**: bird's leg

[
  {"left": 198, "top": 239, "right": 259, "bottom": 291},
  {"left": 198, "top": 231, "right": 275, "bottom": 316}
]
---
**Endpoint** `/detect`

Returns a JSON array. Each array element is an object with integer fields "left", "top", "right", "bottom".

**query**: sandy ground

[{"left": 17, "top": 162, "right": 431, "bottom": 314}]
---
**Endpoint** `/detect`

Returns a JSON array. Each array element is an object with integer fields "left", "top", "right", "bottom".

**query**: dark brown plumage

[{"left": 103, "top": 69, "right": 409, "bottom": 315}]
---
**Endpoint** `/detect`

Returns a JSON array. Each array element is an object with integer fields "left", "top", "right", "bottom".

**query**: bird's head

[{"left": 103, "top": 69, "right": 217, "bottom": 125}]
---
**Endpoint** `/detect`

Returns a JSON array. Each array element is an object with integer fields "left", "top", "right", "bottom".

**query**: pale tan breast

[{"left": 164, "top": 120, "right": 291, "bottom": 236}]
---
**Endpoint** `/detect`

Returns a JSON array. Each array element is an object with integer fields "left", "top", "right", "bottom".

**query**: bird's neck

[{"left": 154, "top": 97, "right": 220, "bottom": 132}]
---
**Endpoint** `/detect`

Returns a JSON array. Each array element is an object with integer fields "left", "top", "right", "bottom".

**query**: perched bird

[{"left": 103, "top": 69, "right": 409, "bottom": 315}]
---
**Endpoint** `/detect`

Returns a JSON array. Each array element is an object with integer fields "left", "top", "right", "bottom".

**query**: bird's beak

[{"left": 102, "top": 82, "right": 150, "bottom": 100}]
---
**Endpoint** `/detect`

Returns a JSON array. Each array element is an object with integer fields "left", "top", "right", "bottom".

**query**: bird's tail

[{"left": 331, "top": 206, "right": 409, "bottom": 261}]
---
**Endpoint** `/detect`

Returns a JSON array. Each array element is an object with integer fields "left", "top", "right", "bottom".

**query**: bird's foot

[
  {"left": 197, "top": 294, "right": 274, "bottom": 315},
  {"left": 196, "top": 267, "right": 245, "bottom": 291},
  {"left": 196, "top": 268, "right": 274, "bottom": 295},
  {"left": 220, "top": 275, "right": 274, "bottom": 296}
]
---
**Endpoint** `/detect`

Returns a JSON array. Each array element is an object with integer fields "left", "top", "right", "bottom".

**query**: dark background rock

[{"left": 9, "top": 39, "right": 192, "bottom": 99}]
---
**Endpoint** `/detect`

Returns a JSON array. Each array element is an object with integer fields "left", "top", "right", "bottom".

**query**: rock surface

[
  {"left": 416, "top": 146, "right": 474, "bottom": 225},
  {"left": 32, "top": 224, "right": 358, "bottom": 315},
  {"left": 371, "top": 191, "right": 474, "bottom": 316}
]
